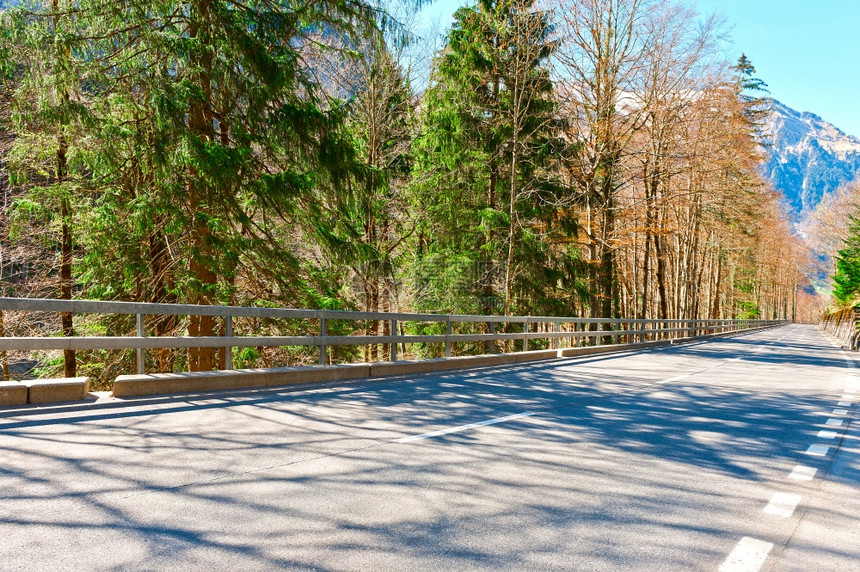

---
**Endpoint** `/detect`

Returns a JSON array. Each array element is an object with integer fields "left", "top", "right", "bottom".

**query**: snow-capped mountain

[{"left": 763, "top": 100, "right": 860, "bottom": 216}]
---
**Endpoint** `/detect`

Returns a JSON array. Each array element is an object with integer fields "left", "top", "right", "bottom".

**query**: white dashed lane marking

[
  {"left": 817, "top": 430, "right": 840, "bottom": 439},
  {"left": 656, "top": 373, "right": 692, "bottom": 384},
  {"left": 838, "top": 401, "right": 852, "bottom": 406},
  {"left": 806, "top": 444, "right": 830, "bottom": 456},
  {"left": 396, "top": 412, "right": 536, "bottom": 443},
  {"left": 789, "top": 465, "right": 817, "bottom": 481},
  {"left": 763, "top": 492, "right": 802, "bottom": 518},
  {"left": 655, "top": 352, "right": 752, "bottom": 385},
  {"left": 825, "top": 419, "right": 844, "bottom": 427},
  {"left": 719, "top": 537, "right": 774, "bottom": 572},
  {"left": 832, "top": 408, "right": 848, "bottom": 415}
]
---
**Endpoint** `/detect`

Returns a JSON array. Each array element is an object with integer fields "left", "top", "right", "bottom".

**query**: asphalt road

[{"left": 0, "top": 324, "right": 856, "bottom": 571}]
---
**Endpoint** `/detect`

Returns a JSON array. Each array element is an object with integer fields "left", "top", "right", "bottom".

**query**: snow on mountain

[{"left": 763, "top": 99, "right": 860, "bottom": 216}]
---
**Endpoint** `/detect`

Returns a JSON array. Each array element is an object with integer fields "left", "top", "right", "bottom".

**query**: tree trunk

[
  {"left": 641, "top": 162, "right": 654, "bottom": 320},
  {"left": 53, "top": 0, "right": 75, "bottom": 377},
  {"left": 58, "top": 139, "right": 76, "bottom": 378},
  {"left": 0, "top": 311, "right": 9, "bottom": 381},
  {"left": 149, "top": 228, "right": 177, "bottom": 372},
  {"left": 711, "top": 252, "right": 722, "bottom": 319},
  {"left": 504, "top": 113, "right": 519, "bottom": 318},
  {"left": 655, "top": 221, "right": 670, "bottom": 321},
  {"left": 186, "top": 0, "right": 218, "bottom": 371}
]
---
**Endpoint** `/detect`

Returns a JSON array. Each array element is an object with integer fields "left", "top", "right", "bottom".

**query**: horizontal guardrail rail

[{"left": 0, "top": 297, "right": 785, "bottom": 374}]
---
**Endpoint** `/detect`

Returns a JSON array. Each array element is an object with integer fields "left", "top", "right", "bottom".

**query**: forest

[{"left": 0, "top": 0, "right": 816, "bottom": 382}]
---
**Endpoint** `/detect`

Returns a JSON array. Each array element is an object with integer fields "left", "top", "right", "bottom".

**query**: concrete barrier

[
  {"left": 107, "top": 324, "right": 782, "bottom": 399},
  {"left": 25, "top": 377, "right": 90, "bottom": 404},
  {"left": 514, "top": 349, "right": 561, "bottom": 362},
  {"left": 113, "top": 355, "right": 527, "bottom": 397},
  {"left": 560, "top": 340, "right": 673, "bottom": 357},
  {"left": 0, "top": 381, "right": 28, "bottom": 406},
  {"left": 113, "top": 363, "right": 372, "bottom": 397},
  {"left": 369, "top": 354, "right": 516, "bottom": 377}
]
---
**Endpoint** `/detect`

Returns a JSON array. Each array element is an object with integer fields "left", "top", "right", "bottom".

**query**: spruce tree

[
  {"left": 5, "top": 0, "right": 391, "bottom": 371},
  {"left": 411, "top": 0, "right": 569, "bottom": 318},
  {"left": 732, "top": 54, "right": 771, "bottom": 145},
  {"left": 316, "top": 29, "right": 417, "bottom": 361},
  {"left": 4, "top": 0, "right": 86, "bottom": 376},
  {"left": 832, "top": 214, "right": 860, "bottom": 306}
]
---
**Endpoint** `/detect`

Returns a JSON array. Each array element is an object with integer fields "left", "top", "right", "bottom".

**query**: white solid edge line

[
  {"left": 396, "top": 412, "right": 536, "bottom": 443},
  {"left": 806, "top": 444, "right": 829, "bottom": 456},
  {"left": 719, "top": 537, "right": 774, "bottom": 572},
  {"left": 763, "top": 492, "right": 802, "bottom": 518},
  {"left": 789, "top": 465, "right": 817, "bottom": 481}
]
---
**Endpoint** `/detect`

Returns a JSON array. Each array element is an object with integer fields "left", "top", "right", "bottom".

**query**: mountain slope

[{"left": 763, "top": 100, "right": 860, "bottom": 215}]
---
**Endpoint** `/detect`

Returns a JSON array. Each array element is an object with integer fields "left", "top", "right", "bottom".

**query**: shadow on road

[{"left": 0, "top": 325, "right": 855, "bottom": 569}]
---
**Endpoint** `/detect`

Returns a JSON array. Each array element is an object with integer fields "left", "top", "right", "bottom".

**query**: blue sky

[{"left": 418, "top": 0, "right": 860, "bottom": 137}]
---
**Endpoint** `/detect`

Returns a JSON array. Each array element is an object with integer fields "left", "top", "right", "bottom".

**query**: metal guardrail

[{"left": 0, "top": 297, "right": 785, "bottom": 374}]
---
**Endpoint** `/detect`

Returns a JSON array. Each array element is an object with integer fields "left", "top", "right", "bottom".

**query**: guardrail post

[
  {"left": 612, "top": 322, "right": 618, "bottom": 345},
  {"left": 554, "top": 321, "right": 560, "bottom": 349},
  {"left": 136, "top": 314, "right": 144, "bottom": 374},
  {"left": 390, "top": 319, "right": 398, "bottom": 361},
  {"left": 489, "top": 321, "right": 496, "bottom": 354},
  {"left": 225, "top": 316, "right": 233, "bottom": 370},
  {"left": 523, "top": 319, "right": 529, "bottom": 352},
  {"left": 320, "top": 318, "right": 327, "bottom": 365},
  {"left": 445, "top": 319, "right": 452, "bottom": 357}
]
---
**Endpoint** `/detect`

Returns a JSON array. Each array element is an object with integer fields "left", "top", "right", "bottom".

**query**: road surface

[{"left": 0, "top": 324, "right": 857, "bottom": 571}]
